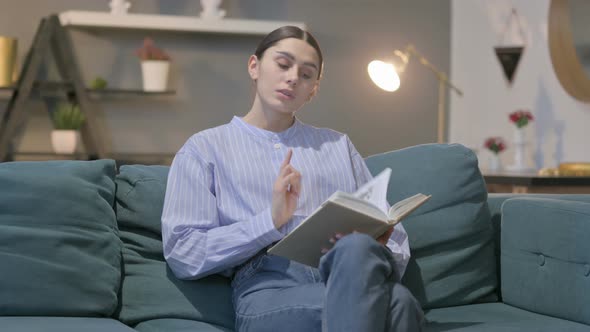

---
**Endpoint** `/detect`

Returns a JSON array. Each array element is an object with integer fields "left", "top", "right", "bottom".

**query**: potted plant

[
  {"left": 135, "top": 37, "right": 170, "bottom": 92},
  {"left": 90, "top": 76, "right": 108, "bottom": 90},
  {"left": 484, "top": 136, "right": 507, "bottom": 171},
  {"left": 51, "top": 102, "right": 85, "bottom": 154}
]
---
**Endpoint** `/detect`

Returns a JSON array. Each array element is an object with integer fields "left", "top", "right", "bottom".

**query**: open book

[{"left": 267, "top": 168, "right": 431, "bottom": 267}]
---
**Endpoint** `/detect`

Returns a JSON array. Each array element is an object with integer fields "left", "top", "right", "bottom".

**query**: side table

[{"left": 483, "top": 171, "right": 590, "bottom": 194}]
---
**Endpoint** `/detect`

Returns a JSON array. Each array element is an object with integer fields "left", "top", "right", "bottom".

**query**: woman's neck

[{"left": 243, "top": 98, "right": 295, "bottom": 132}]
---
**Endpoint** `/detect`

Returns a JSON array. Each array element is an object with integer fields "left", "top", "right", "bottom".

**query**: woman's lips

[{"left": 277, "top": 89, "right": 295, "bottom": 100}]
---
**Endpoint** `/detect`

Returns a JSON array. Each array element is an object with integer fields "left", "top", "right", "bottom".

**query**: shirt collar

[{"left": 231, "top": 116, "right": 302, "bottom": 142}]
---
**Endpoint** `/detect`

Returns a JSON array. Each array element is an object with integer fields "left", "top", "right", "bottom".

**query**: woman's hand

[
  {"left": 321, "top": 232, "right": 344, "bottom": 254},
  {"left": 320, "top": 227, "right": 394, "bottom": 254},
  {"left": 376, "top": 226, "right": 394, "bottom": 246},
  {"left": 271, "top": 149, "right": 302, "bottom": 230}
]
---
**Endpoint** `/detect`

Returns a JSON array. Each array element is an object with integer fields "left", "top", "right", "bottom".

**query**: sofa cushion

[
  {"left": 0, "top": 317, "right": 136, "bottom": 332},
  {"left": 135, "top": 318, "right": 233, "bottom": 332},
  {"left": 425, "top": 303, "right": 590, "bottom": 332},
  {"left": 0, "top": 160, "right": 120, "bottom": 316},
  {"left": 365, "top": 144, "right": 497, "bottom": 309},
  {"left": 501, "top": 197, "right": 590, "bottom": 325},
  {"left": 114, "top": 165, "right": 235, "bottom": 329}
]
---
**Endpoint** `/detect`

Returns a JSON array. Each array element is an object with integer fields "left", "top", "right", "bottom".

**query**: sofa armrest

[
  {"left": 488, "top": 193, "right": 590, "bottom": 220},
  {"left": 488, "top": 194, "right": 590, "bottom": 292},
  {"left": 501, "top": 197, "right": 590, "bottom": 325}
]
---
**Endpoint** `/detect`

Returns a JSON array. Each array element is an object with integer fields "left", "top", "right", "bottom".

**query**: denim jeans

[{"left": 231, "top": 233, "right": 424, "bottom": 332}]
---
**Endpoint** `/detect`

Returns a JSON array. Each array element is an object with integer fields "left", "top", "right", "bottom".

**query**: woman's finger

[
  {"left": 279, "top": 164, "right": 296, "bottom": 178},
  {"left": 282, "top": 172, "right": 301, "bottom": 195},
  {"left": 329, "top": 232, "right": 345, "bottom": 245},
  {"left": 280, "top": 149, "right": 293, "bottom": 170},
  {"left": 290, "top": 171, "right": 302, "bottom": 195}
]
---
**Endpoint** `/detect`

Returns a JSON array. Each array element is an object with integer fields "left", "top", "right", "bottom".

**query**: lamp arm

[{"left": 404, "top": 45, "right": 463, "bottom": 97}]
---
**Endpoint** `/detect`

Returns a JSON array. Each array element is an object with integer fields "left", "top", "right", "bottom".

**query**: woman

[{"left": 162, "top": 26, "right": 424, "bottom": 332}]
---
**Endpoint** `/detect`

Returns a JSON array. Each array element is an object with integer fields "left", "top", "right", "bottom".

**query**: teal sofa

[{"left": 0, "top": 143, "right": 589, "bottom": 332}]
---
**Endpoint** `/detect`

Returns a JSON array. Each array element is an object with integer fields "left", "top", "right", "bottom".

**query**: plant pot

[
  {"left": 140, "top": 60, "right": 169, "bottom": 92},
  {"left": 51, "top": 130, "right": 78, "bottom": 154}
]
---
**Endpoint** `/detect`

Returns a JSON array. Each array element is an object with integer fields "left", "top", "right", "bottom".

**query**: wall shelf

[
  {"left": 34, "top": 81, "right": 175, "bottom": 96},
  {"left": 0, "top": 82, "right": 175, "bottom": 100},
  {"left": 59, "top": 10, "right": 306, "bottom": 35}
]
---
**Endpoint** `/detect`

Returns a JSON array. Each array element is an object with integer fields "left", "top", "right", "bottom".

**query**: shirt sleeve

[
  {"left": 346, "top": 136, "right": 411, "bottom": 280},
  {"left": 161, "top": 148, "right": 283, "bottom": 280}
]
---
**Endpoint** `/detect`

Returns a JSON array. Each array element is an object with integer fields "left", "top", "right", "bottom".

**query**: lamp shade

[{"left": 367, "top": 60, "right": 400, "bottom": 92}]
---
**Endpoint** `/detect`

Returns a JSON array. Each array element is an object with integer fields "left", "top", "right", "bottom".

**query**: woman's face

[{"left": 248, "top": 38, "right": 320, "bottom": 115}]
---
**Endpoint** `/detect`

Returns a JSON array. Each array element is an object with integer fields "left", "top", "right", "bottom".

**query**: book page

[
  {"left": 390, "top": 193, "right": 421, "bottom": 212},
  {"left": 331, "top": 192, "right": 388, "bottom": 221},
  {"left": 388, "top": 193, "right": 431, "bottom": 222},
  {"left": 352, "top": 168, "right": 391, "bottom": 215}
]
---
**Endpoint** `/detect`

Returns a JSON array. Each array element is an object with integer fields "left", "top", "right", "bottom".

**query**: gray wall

[{"left": 0, "top": 0, "right": 450, "bottom": 158}]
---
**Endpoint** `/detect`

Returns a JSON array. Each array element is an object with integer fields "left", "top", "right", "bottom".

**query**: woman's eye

[
  {"left": 302, "top": 73, "right": 312, "bottom": 79},
  {"left": 278, "top": 63, "right": 289, "bottom": 69}
]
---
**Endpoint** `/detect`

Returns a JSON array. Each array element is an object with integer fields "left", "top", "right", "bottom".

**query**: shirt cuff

[
  {"left": 387, "top": 239, "right": 410, "bottom": 278},
  {"left": 248, "top": 208, "right": 284, "bottom": 247}
]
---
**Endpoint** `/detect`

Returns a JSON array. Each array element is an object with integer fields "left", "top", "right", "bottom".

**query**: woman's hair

[{"left": 254, "top": 26, "right": 324, "bottom": 79}]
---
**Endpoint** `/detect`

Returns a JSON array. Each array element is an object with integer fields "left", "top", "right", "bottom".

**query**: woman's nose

[{"left": 286, "top": 68, "right": 299, "bottom": 85}]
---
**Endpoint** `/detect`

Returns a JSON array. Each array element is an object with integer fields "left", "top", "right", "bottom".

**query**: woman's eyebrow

[{"left": 275, "top": 51, "right": 318, "bottom": 70}]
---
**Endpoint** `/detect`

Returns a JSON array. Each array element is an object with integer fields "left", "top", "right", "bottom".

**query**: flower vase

[
  {"left": 488, "top": 154, "right": 501, "bottom": 172},
  {"left": 507, "top": 127, "right": 533, "bottom": 172}
]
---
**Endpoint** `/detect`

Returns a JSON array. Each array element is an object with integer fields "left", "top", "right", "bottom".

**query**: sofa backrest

[
  {"left": 115, "top": 143, "right": 499, "bottom": 322},
  {"left": 365, "top": 143, "right": 498, "bottom": 309},
  {"left": 0, "top": 160, "right": 121, "bottom": 317},
  {"left": 114, "top": 165, "right": 235, "bottom": 329},
  {"left": 0, "top": 143, "right": 499, "bottom": 322}
]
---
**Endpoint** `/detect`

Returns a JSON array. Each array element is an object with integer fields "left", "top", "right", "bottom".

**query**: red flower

[
  {"left": 135, "top": 37, "right": 170, "bottom": 61},
  {"left": 509, "top": 110, "right": 534, "bottom": 128},
  {"left": 484, "top": 137, "right": 507, "bottom": 154}
]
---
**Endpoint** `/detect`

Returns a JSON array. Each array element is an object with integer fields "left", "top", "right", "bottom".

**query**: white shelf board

[{"left": 59, "top": 11, "right": 306, "bottom": 35}]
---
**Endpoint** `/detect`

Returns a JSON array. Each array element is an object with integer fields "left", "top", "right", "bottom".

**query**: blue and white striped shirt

[{"left": 162, "top": 116, "right": 410, "bottom": 280}]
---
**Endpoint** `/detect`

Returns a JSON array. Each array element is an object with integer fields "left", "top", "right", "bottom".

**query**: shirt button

[{"left": 274, "top": 143, "right": 281, "bottom": 149}]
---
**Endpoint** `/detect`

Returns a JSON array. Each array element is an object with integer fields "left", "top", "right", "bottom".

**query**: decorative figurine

[
  {"left": 200, "top": 0, "right": 226, "bottom": 19},
  {"left": 110, "top": 0, "right": 131, "bottom": 15}
]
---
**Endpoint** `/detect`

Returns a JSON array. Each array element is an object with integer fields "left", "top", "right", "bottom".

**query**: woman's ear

[
  {"left": 248, "top": 55, "right": 259, "bottom": 81},
  {"left": 307, "top": 82, "right": 320, "bottom": 102}
]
